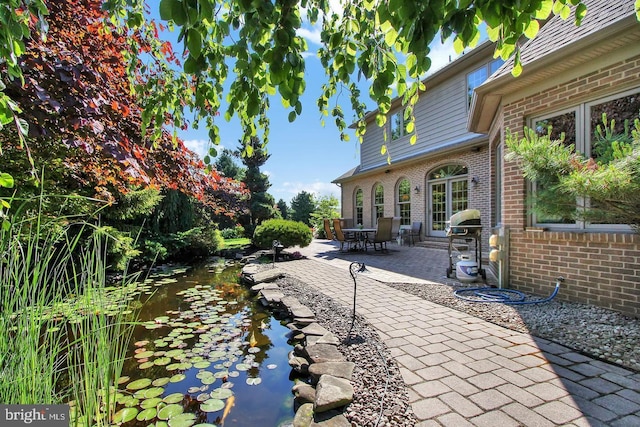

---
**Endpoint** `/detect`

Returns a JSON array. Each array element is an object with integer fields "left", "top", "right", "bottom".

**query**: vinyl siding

[{"left": 360, "top": 64, "right": 487, "bottom": 171}]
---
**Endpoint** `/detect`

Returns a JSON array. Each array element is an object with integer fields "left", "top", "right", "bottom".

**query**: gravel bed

[
  {"left": 277, "top": 275, "right": 419, "bottom": 427},
  {"left": 387, "top": 281, "right": 640, "bottom": 373}
]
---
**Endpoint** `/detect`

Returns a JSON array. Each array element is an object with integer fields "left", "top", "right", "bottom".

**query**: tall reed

[{"left": 0, "top": 196, "right": 139, "bottom": 426}]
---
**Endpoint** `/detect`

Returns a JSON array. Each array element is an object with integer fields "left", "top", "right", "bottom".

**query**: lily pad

[
  {"left": 152, "top": 377, "right": 171, "bottom": 386},
  {"left": 267, "top": 364, "right": 277, "bottom": 369},
  {"left": 126, "top": 378, "right": 152, "bottom": 390},
  {"left": 200, "top": 398, "right": 225, "bottom": 413},
  {"left": 193, "top": 423, "right": 218, "bottom": 427},
  {"left": 163, "top": 392, "right": 185, "bottom": 404},
  {"left": 209, "top": 388, "right": 233, "bottom": 399},
  {"left": 141, "top": 397, "right": 163, "bottom": 409},
  {"left": 139, "top": 361, "right": 155, "bottom": 369},
  {"left": 168, "top": 413, "right": 197, "bottom": 427},
  {"left": 170, "top": 373, "right": 186, "bottom": 383},
  {"left": 136, "top": 407, "right": 157, "bottom": 421},
  {"left": 155, "top": 357, "right": 172, "bottom": 366},
  {"left": 157, "top": 403, "right": 184, "bottom": 420},
  {"left": 193, "top": 361, "right": 211, "bottom": 369},
  {"left": 113, "top": 407, "right": 138, "bottom": 423},
  {"left": 200, "top": 376, "right": 216, "bottom": 385},
  {"left": 235, "top": 363, "right": 250, "bottom": 371},
  {"left": 142, "top": 387, "right": 165, "bottom": 398},
  {"left": 246, "top": 377, "right": 262, "bottom": 386},
  {"left": 135, "top": 350, "right": 155, "bottom": 359},
  {"left": 117, "top": 375, "right": 130, "bottom": 384}
]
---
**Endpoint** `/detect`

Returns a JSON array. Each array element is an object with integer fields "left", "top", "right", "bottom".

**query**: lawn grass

[{"left": 223, "top": 237, "right": 251, "bottom": 249}]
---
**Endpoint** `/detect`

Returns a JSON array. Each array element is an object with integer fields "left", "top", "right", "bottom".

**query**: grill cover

[{"left": 449, "top": 209, "right": 481, "bottom": 227}]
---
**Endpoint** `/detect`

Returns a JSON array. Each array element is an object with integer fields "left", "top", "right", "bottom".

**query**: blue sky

[{"left": 156, "top": 8, "right": 462, "bottom": 205}]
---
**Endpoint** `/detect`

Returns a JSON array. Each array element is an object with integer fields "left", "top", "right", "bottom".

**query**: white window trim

[{"left": 389, "top": 108, "right": 413, "bottom": 141}]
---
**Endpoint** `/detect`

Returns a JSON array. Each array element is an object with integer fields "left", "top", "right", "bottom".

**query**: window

[
  {"left": 355, "top": 188, "right": 363, "bottom": 226},
  {"left": 390, "top": 108, "right": 412, "bottom": 140},
  {"left": 373, "top": 184, "right": 384, "bottom": 222},
  {"left": 467, "top": 58, "right": 504, "bottom": 107},
  {"left": 530, "top": 88, "right": 640, "bottom": 230},
  {"left": 397, "top": 179, "right": 411, "bottom": 225},
  {"left": 428, "top": 165, "right": 468, "bottom": 235}
]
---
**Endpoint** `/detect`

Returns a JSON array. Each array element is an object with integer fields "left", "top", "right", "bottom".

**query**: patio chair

[
  {"left": 368, "top": 217, "right": 393, "bottom": 252},
  {"left": 323, "top": 218, "right": 334, "bottom": 240},
  {"left": 409, "top": 221, "right": 422, "bottom": 245},
  {"left": 333, "top": 218, "right": 357, "bottom": 251},
  {"left": 391, "top": 217, "right": 401, "bottom": 244}
]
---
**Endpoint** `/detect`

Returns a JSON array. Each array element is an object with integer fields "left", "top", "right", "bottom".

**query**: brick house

[
  {"left": 333, "top": 41, "right": 501, "bottom": 254},
  {"left": 334, "top": 0, "right": 640, "bottom": 317},
  {"left": 469, "top": 0, "right": 639, "bottom": 316}
]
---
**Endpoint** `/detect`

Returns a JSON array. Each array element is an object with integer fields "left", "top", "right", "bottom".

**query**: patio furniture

[
  {"left": 408, "top": 221, "right": 422, "bottom": 245},
  {"left": 368, "top": 217, "right": 393, "bottom": 252},
  {"left": 323, "top": 218, "right": 334, "bottom": 240},
  {"left": 333, "top": 218, "right": 357, "bottom": 251},
  {"left": 391, "top": 217, "right": 401, "bottom": 244}
]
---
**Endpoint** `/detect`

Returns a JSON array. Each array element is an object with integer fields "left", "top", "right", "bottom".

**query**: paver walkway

[{"left": 276, "top": 240, "right": 640, "bottom": 426}]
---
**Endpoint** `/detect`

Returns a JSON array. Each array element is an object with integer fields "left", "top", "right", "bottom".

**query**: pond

[{"left": 113, "top": 261, "right": 295, "bottom": 427}]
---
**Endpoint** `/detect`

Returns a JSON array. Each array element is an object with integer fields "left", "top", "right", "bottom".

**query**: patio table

[{"left": 342, "top": 228, "right": 376, "bottom": 251}]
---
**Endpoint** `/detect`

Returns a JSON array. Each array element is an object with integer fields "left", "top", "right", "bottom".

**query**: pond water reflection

[{"left": 115, "top": 262, "right": 295, "bottom": 427}]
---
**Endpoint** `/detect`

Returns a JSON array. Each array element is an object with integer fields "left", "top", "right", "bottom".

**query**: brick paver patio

[{"left": 275, "top": 239, "right": 640, "bottom": 426}]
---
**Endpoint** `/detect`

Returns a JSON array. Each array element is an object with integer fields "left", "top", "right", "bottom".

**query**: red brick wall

[{"left": 500, "top": 54, "right": 640, "bottom": 317}]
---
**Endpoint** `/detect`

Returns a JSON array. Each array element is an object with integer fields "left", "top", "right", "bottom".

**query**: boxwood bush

[{"left": 253, "top": 219, "right": 312, "bottom": 249}]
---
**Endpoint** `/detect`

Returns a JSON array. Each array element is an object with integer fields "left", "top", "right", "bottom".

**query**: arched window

[
  {"left": 373, "top": 184, "right": 384, "bottom": 222},
  {"left": 397, "top": 179, "right": 411, "bottom": 225},
  {"left": 354, "top": 188, "right": 364, "bottom": 226}
]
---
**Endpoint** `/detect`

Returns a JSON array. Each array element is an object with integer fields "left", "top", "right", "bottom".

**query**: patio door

[{"left": 428, "top": 165, "right": 468, "bottom": 237}]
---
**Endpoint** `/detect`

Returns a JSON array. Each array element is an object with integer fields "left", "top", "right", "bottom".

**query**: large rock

[
  {"left": 311, "top": 411, "right": 351, "bottom": 427},
  {"left": 251, "top": 282, "right": 280, "bottom": 292},
  {"left": 241, "top": 264, "right": 260, "bottom": 275},
  {"left": 290, "top": 305, "right": 316, "bottom": 319},
  {"left": 308, "top": 362, "right": 355, "bottom": 383},
  {"left": 314, "top": 375, "right": 354, "bottom": 413},
  {"left": 292, "top": 383, "right": 316, "bottom": 404},
  {"left": 301, "top": 323, "right": 330, "bottom": 337},
  {"left": 293, "top": 403, "right": 314, "bottom": 427},
  {"left": 306, "top": 332, "right": 340, "bottom": 346},
  {"left": 288, "top": 356, "right": 310, "bottom": 375},
  {"left": 303, "top": 344, "right": 344, "bottom": 364},
  {"left": 259, "top": 288, "right": 285, "bottom": 304},
  {"left": 249, "top": 268, "right": 283, "bottom": 284}
]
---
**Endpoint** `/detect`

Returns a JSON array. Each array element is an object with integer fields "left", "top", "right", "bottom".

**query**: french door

[{"left": 429, "top": 174, "right": 468, "bottom": 237}]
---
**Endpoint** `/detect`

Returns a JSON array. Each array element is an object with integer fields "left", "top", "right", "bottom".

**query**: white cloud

[
  {"left": 183, "top": 139, "right": 228, "bottom": 160},
  {"left": 183, "top": 139, "right": 210, "bottom": 159},
  {"left": 274, "top": 180, "right": 341, "bottom": 202},
  {"left": 425, "top": 37, "right": 460, "bottom": 76},
  {"left": 297, "top": 27, "right": 322, "bottom": 46}
]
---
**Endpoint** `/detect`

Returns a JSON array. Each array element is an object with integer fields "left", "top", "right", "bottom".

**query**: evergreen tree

[
  {"left": 276, "top": 199, "right": 289, "bottom": 219},
  {"left": 290, "top": 191, "right": 316, "bottom": 226},
  {"left": 239, "top": 137, "right": 277, "bottom": 229},
  {"left": 214, "top": 148, "right": 245, "bottom": 181}
]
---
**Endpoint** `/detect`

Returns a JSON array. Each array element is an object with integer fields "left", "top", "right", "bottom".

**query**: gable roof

[{"left": 469, "top": 0, "right": 639, "bottom": 133}]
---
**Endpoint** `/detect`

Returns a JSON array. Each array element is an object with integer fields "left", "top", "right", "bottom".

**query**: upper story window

[
  {"left": 530, "top": 88, "right": 640, "bottom": 230},
  {"left": 373, "top": 184, "right": 384, "bottom": 222},
  {"left": 397, "top": 179, "right": 411, "bottom": 225},
  {"left": 390, "top": 108, "right": 412, "bottom": 140},
  {"left": 354, "top": 188, "right": 364, "bottom": 226},
  {"left": 467, "top": 58, "right": 504, "bottom": 108}
]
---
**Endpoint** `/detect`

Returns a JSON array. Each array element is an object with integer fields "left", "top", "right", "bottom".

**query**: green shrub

[
  {"left": 176, "top": 227, "right": 224, "bottom": 259},
  {"left": 220, "top": 225, "right": 245, "bottom": 239},
  {"left": 253, "top": 219, "right": 312, "bottom": 249}
]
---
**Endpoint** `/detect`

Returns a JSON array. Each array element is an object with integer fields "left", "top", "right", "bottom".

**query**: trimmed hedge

[{"left": 253, "top": 219, "right": 312, "bottom": 249}]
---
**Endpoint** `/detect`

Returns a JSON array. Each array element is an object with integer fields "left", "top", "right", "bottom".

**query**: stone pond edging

[{"left": 240, "top": 262, "right": 355, "bottom": 427}]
